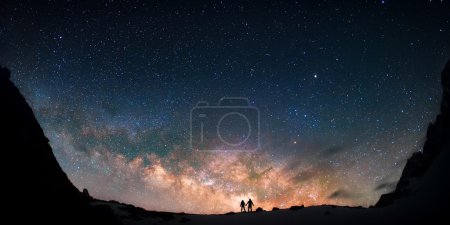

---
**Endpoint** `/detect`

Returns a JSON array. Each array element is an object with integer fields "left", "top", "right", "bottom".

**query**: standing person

[
  {"left": 247, "top": 198, "right": 254, "bottom": 212},
  {"left": 240, "top": 200, "right": 246, "bottom": 212}
]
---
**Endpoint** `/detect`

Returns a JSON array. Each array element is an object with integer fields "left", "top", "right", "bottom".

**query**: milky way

[{"left": 1, "top": 0, "right": 449, "bottom": 214}]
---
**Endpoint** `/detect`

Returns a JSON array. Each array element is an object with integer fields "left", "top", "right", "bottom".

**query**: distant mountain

[{"left": 0, "top": 66, "right": 120, "bottom": 224}]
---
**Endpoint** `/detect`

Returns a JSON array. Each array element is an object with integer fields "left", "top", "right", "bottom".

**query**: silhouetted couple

[{"left": 240, "top": 199, "right": 254, "bottom": 212}]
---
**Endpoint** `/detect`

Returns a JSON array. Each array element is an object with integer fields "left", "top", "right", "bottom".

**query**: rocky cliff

[
  {"left": 0, "top": 66, "right": 119, "bottom": 224},
  {"left": 376, "top": 60, "right": 450, "bottom": 208}
]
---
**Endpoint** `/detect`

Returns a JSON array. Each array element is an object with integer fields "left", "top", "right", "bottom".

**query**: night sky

[{"left": 1, "top": 0, "right": 449, "bottom": 214}]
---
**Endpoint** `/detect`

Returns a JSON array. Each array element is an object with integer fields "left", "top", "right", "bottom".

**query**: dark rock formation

[
  {"left": 289, "top": 205, "right": 304, "bottom": 210},
  {"left": 82, "top": 188, "right": 94, "bottom": 202},
  {"left": 376, "top": 60, "right": 450, "bottom": 207},
  {"left": 0, "top": 66, "right": 119, "bottom": 224},
  {"left": 272, "top": 207, "right": 280, "bottom": 211},
  {"left": 255, "top": 207, "right": 264, "bottom": 212}
]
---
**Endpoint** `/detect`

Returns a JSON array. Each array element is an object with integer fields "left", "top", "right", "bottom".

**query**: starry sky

[{"left": 1, "top": 0, "right": 449, "bottom": 214}]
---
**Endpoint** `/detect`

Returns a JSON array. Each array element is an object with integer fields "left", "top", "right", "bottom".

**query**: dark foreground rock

[
  {"left": 376, "top": 61, "right": 450, "bottom": 208},
  {"left": 0, "top": 66, "right": 120, "bottom": 224}
]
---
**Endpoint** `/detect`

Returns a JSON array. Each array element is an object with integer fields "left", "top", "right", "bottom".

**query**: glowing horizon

[{"left": 48, "top": 129, "right": 416, "bottom": 214}]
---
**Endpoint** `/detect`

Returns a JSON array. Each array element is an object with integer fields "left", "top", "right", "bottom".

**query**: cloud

[
  {"left": 73, "top": 141, "right": 89, "bottom": 153},
  {"left": 289, "top": 170, "right": 315, "bottom": 184},
  {"left": 374, "top": 182, "right": 397, "bottom": 191},
  {"left": 328, "top": 189, "right": 354, "bottom": 199},
  {"left": 321, "top": 145, "right": 345, "bottom": 156}
]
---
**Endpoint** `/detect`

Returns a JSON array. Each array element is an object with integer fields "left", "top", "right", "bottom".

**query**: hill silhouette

[
  {"left": 375, "top": 60, "right": 450, "bottom": 205},
  {"left": 0, "top": 66, "right": 120, "bottom": 224}
]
